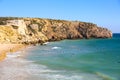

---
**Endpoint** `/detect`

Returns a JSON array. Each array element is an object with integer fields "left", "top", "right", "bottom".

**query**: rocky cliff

[{"left": 0, "top": 17, "right": 112, "bottom": 44}]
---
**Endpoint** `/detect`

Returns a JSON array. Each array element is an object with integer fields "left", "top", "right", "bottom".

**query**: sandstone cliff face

[
  {"left": 0, "top": 17, "right": 112, "bottom": 44},
  {"left": 0, "top": 25, "right": 20, "bottom": 43}
]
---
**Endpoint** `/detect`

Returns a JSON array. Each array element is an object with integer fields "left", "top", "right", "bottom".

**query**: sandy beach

[{"left": 0, "top": 44, "right": 25, "bottom": 61}]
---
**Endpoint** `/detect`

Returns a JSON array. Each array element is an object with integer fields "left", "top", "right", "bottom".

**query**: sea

[{"left": 0, "top": 33, "right": 120, "bottom": 80}]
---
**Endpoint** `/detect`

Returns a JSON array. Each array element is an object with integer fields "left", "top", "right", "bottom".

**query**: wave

[
  {"left": 0, "top": 55, "right": 114, "bottom": 80},
  {"left": 6, "top": 54, "right": 21, "bottom": 58},
  {"left": 0, "top": 47, "right": 114, "bottom": 80},
  {"left": 37, "top": 71, "right": 114, "bottom": 80},
  {"left": 6, "top": 50, "right": 26, "bottom": 59},
  {"left": 96, "top": 72, "right": 115, "bottom": 80},
  {"left": 43, "top": 42, "right": 49, "bottom": 45},
  {"left": 52, "top": 46, "right": 61, "bottom": 50}
]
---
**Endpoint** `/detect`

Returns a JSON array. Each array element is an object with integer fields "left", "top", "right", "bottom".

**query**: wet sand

[{"left": 0, "top": 44, "right": 25, "bottom": 61}]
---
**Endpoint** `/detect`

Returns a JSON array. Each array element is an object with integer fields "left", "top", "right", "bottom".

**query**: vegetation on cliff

[{"left": 0, "top": 17, "right": 112, "bottom": 44}]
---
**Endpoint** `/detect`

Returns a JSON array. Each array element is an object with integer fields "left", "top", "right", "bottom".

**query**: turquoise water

[
  {"left": 24, "top": 34, "right": 120, "bottom": 80},
  {"left": 0, "top": 34, "right": 120, "bottom": 80}
]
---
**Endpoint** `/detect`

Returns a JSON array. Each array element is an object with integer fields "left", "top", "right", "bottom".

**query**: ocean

[{"left": 0, "top": 33, "right": 120, "bottom": 80}]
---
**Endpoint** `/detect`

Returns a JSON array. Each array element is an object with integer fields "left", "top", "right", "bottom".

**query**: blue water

[{"left": 0, "top": 34, "right": 120, "bottom": 80}]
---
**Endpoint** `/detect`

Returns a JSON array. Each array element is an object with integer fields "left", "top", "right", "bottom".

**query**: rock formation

[{"left": 0, "top": 17, "right": 112, "bottom": 44}]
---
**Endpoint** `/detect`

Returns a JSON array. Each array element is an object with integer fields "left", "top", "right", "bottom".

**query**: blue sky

[{"left": 0, "top": 0, "right": 120, "bottom": 33}]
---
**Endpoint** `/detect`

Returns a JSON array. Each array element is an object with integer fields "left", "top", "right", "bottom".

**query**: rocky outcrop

[{"left": 0, "top": 17, "right": 112, "bottom": 44}]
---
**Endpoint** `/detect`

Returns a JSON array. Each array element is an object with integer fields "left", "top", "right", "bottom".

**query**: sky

[{"left": 0, "top": 0, "right": 120, "bottom": 33}]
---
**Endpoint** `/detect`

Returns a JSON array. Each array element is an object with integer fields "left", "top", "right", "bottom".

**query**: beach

[
  {"left": 0, "top": 34, "right": 119, "bottom": 80},
  {"left": 0, "top": 44, "right": 25, "bottom": 61}
]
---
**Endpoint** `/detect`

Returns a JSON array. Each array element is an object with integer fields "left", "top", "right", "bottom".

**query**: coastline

[
  {"left": 0, "top": 44, "right": 26, "bottom": 61},
  {"left": 0, "top": 38, "right": 119, "bottom": 80}
]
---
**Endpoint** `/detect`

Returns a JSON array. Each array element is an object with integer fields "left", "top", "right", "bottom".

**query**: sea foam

[{"left": 52, "top": 46, "right": 61, "bottom": 50}]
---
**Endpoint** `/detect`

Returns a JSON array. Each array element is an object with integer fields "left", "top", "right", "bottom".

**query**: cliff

[{"left": 0, "top": 17, "right": 112, "bottom": 44}]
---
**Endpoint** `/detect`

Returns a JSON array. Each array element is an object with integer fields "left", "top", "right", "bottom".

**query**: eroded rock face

[
  {"left": 77, "top": 23, "right": 112, "bottom": 39},
  {"left": 0, "top": 25, "right": 20, "bottom": 43},
  {"left": 0, "top": 17, "right": 112, "bottom": 44},
  {"left": 0, "top": 19, "right": 48, "bottom": 44}
]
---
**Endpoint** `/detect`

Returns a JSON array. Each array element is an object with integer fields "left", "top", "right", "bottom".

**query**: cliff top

[
  {"left": 0, "top": 17, "right": 96, "bottom": 25},
  {"left": 0, "top": 17, "right": 112, "bottom": 44}
]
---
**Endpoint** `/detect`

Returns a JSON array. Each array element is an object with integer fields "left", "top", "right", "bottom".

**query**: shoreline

[{"left": 0, "top": 44, "right": 26, "bottom": 61}]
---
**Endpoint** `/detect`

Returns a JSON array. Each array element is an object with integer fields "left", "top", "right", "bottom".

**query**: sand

[{"left": 0, "top": 44, "right": 25, "bottom": 61}]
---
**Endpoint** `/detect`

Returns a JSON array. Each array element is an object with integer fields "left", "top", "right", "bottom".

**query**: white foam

[
  {"left": 0, "top": 57, "right": 104, "bottom": 80},
  {"left": 0, "top": 53, "right": 106, "bottom": 80},
  {"left": 52, "top": 46, "right": 61, "bottom": 50},
  {"left": 49, "top": 75, "right": 83, "bottom": 80},
  {"left": 43, "top": 73, "right": 104, "bottom": 80},
  {"left": 0, "top": 56, "right": 59, "bottom": 80},
  {"left": 6, "top": 54, "right": 21, "bottom": 58},
  {"left": 43, "top": 42, "right": 49, "bottom": 45}
]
